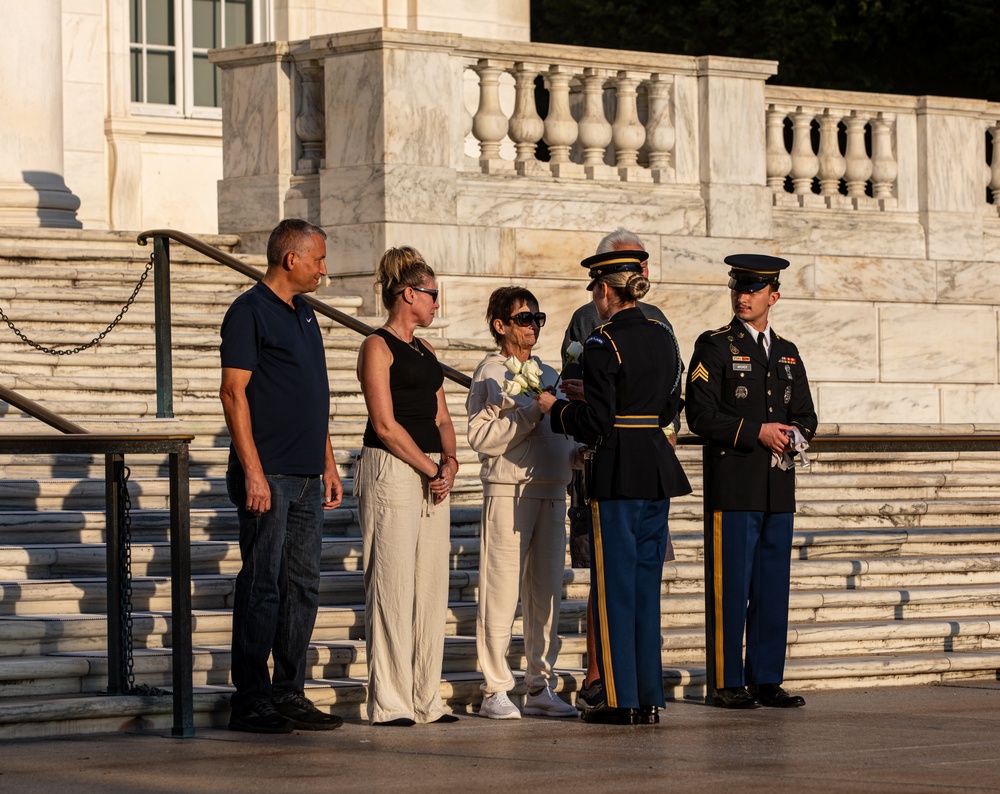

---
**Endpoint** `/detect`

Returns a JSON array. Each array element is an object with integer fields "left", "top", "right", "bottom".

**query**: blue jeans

[{"left": 227, "top": 466, "right": 323, "bottom": 711}]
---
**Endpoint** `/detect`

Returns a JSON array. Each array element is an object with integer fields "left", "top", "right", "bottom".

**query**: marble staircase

[{"left": 2, "top": 229, "right": 1000, "bottom": 737}]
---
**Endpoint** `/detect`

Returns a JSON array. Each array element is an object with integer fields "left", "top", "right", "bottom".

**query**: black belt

[{"left": 613, "top": 415, "right": 659, "bottom": 429}]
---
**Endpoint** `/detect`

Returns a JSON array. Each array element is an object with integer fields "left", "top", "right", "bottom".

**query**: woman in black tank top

[{"left": 355, "top": 246, "right": 460, "bottom": 725}]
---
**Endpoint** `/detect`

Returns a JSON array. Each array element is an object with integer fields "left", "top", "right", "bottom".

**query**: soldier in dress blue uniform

[
  {"left": 537, "top": 250, "right": 690, "bottom": 724},
  {"left": 685, "top": 254, "right": 817, "bottom": 709}
]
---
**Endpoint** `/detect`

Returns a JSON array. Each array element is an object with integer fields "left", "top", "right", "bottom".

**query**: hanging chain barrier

[
  {"left": 112, "top": 462, "right": 169, "bottom": 697},
  {"left": 114, "top": 463, "right": 137, "bottom": 694},
  {"left": 0, "top": 250, "right": 154, "bottom": 355}
]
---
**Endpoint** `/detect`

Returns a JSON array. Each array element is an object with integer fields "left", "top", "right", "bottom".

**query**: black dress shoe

[
  {"left": 711, "top": 687, "right": 762, "bottom": 709},
  {"left": 631, "top": 706, "right": 659, "bottom": 725},
  {"left": 580, "top": 703, "right": 633, "bottom": 725},
  {"left": 748, "top": 684, "right": 805, "bottom": 708}
]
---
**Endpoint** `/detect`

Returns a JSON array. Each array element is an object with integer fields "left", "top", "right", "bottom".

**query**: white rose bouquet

[{"left": 502, "top": 355, "right": 545, "bottom": 397}]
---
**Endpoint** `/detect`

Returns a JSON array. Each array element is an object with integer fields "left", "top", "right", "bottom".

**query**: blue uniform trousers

[
  {"left": 708, "top": 510, "right": 794, "bottom": 689},
  {"left": 590, "top": 498, "right": 670, "bottom": 709}
]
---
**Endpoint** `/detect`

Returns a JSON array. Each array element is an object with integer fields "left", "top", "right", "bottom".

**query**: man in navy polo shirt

[{"left": 220, "top": 218, "right": 344, "bottom": 733}]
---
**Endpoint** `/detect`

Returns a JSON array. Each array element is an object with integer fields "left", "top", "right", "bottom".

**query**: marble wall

[
  {"left": 0, "top": 1, "right": 530, "bottom": 234},
  {"left": 273, "top": 0, "right": 530, "bottom": 42},
  {"left": 211, "top": 28, "right": 1000, "bottom": 425}
]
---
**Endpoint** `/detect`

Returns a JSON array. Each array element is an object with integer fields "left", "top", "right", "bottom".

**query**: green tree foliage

[{"left": 531, "top": 0, "right": 1000, "bottom": 101}]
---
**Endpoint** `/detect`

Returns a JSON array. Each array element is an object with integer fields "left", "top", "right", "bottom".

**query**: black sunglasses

[
  {"left": 509, "top": 311, "right": 546, "bottom": 328},
  {"left": 411, "top": 286, "right": 439, "bottom": 301}
]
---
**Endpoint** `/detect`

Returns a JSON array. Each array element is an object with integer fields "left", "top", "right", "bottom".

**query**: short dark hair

[
  {"left": 486, "top": 286, "right": 538, "bottom": 346},
  {"left": 266, "top": 219, "right": 327, "bottom": 269}
]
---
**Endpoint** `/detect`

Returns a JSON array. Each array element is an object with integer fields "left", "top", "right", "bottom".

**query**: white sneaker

[
  {"left": 523, "top": 685, "right": 578, "bottom": 718},
  {"left": 479, "top": 692, "right": 521, "bottom": 720}
]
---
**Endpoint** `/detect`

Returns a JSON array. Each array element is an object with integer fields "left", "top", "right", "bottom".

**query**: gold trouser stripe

[
  {"left": 712, "top": 510, "right": 725, "bottom": 690},
  {"left": 591, "top": 499, "right": 617, "bottom": 707}
]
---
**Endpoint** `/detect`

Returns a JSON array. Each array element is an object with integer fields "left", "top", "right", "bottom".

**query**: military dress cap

[
  {"left": 581, "top": 249, "right": 648, "bottom": 291},
  {"left": 724, "top": 253, "right": 790, "bottom": 293}
]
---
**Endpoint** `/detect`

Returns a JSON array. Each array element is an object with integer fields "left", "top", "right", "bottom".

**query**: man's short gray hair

[
  {"left": 266, "top": 218, "right": 327, "bottom": 269},
  {"left": 596, "top": 227, "right": 645, "bottom": 254}
]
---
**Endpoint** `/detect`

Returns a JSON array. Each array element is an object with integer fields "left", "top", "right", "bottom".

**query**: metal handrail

[
  {"left": 137, "top": 228, "right": 472, "bottom": 418},
  {"left": 687, "top": 428, "right": 1000, "bottom": 703},
  {"left": 0, "top": 383, "right": 88, "bottom": 434},
  {"left": 677, "top": 432, "right": 1000, "bottom": 452},
  {"left": 0, "top": 433, "right": 195, "bottom": 738}
]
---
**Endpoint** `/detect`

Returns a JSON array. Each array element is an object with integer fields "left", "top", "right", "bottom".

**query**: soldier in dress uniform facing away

[{"left": 537, "top": 249, "right": 690, "bottom": 725}]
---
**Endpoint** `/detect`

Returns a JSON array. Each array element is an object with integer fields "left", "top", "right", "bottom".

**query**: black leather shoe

[
  {"left": 229, "top": 698, "right": 294, "bottom": 733},
  {"left": 748, "top": 684, "right": 805, "bottom": 708},
  {"left": 631, "top": 706, "right": 659, "bottom": 725},
  {"left": 580, "top": 703, "right": 633, "bottom": 724},
  {"left": 273, "top": 692, "right": 344, "bottom": 730},
  {"left": 711, "top": 687, "right": 762, "bottom": 709}
]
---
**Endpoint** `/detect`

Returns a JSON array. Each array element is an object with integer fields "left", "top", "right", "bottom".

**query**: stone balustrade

[
  {"left": 211, "top": 29, "right": 1000, "bottom": 425},
  {"left": 764, "top": 89, "right": 901, "bottom": 211},
  {"left": 262, "top": 34, "right": 1000, "bottom": 224},
  {"left": 464, "top": 58, "right": 681, "bottom": 184},
  {"left": 209, "top": 27, "right": 1000, "bottom": 267}
]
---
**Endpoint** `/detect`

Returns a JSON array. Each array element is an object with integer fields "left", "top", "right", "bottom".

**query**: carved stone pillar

[
  {"left": 870, "top": 113, "right": 898, "bottom": 202},
  {"left": 577, "top": 69, "right": 613, "bottom": 168},
  {"left": 611, "top": 71, "right": 645, "bottom": 171},
  {"left": 508, "top": 63, "right": 544, "bottom": 163},
  {"left": 295, "top": 61, "right": 326, "bottom": 175},
  {"left": 765, "top": 106, "right": 792, "bottom": 194},
  {"left": 0, "top": 0, "right": 80, "bottom": 227},
  {"left": 843, "top": 114, "right": 873, "bottom": 199},
  {"left": 543, "top": 66, "right": 578, "bottom": 163},
  {"left": 644, "top": 74, "right": 675, "bottom": 182},
  {"left": 816, "top": 111, "right": 846, "bottom": 196},
  {"left": 789, "top": 109, "right": 819, "bottom": 196},
  {"left": 543, "top": 65, "right": 582, "bottom": 177},
  {"left": 472, "top": 60, "right": 509, "bottom": 164}
]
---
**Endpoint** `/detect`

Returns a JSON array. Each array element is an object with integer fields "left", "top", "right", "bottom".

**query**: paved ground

[{"left": 4, "top": 681, "right": 1000, "bottom": 793}]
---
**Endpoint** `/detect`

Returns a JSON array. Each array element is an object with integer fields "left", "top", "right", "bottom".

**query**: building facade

[
  {"left": 0, "top": 0, "right": 529, "bottom": 232},
  {"left": 2, "top": 1, "right": 999, "bottom": 424}
]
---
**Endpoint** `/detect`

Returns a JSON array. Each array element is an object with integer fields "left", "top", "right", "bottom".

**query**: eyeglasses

[
  {"left": 411, "top": 286, "right": 439, "bottom": 301},
  {"left": 509, "top": 311, "right": 546, "bottom": 328}
]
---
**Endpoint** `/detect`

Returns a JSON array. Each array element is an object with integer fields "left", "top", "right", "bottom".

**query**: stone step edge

[
  {"left": 9, "top": 552, "right": 1000, "bottom": 591},
  {"left": 4, "top": 582, "right": 998, "bottom": 622},
  {"left": 0, "top": 611, "right": 993, "bottom": 664},
  {"left": 2, "top": 651, "right": 1000, "bottom": 738}
]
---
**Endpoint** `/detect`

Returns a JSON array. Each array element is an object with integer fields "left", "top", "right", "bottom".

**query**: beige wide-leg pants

[
  {"left": 477, "top": 494, "right": 568, "bottom": 694},
  {"left": 356, "top": 446, "right": 451, "bottom": 724}
]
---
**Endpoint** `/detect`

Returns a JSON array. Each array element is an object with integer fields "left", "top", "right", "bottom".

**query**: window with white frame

[{"left": 130, "top": 0, "right": 259, "bottom": 116}]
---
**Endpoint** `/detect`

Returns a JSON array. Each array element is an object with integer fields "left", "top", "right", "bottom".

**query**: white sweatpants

[
  {"left": 477, "top": 494, "right": 567, "bottom": 694},
  {"left": 356, "top": 446, "right": 451, "bottom": 724}
]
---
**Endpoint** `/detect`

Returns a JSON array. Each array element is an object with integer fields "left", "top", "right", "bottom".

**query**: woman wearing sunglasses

[
  {"left": 355, "top": 246, "right": 459, "bottom": 725},
  {"left": 466, "top": 286, "right": 583, "bottom": 720},
  {"left": 536, "top": 250, "right": 690, "bottom": 725}
]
